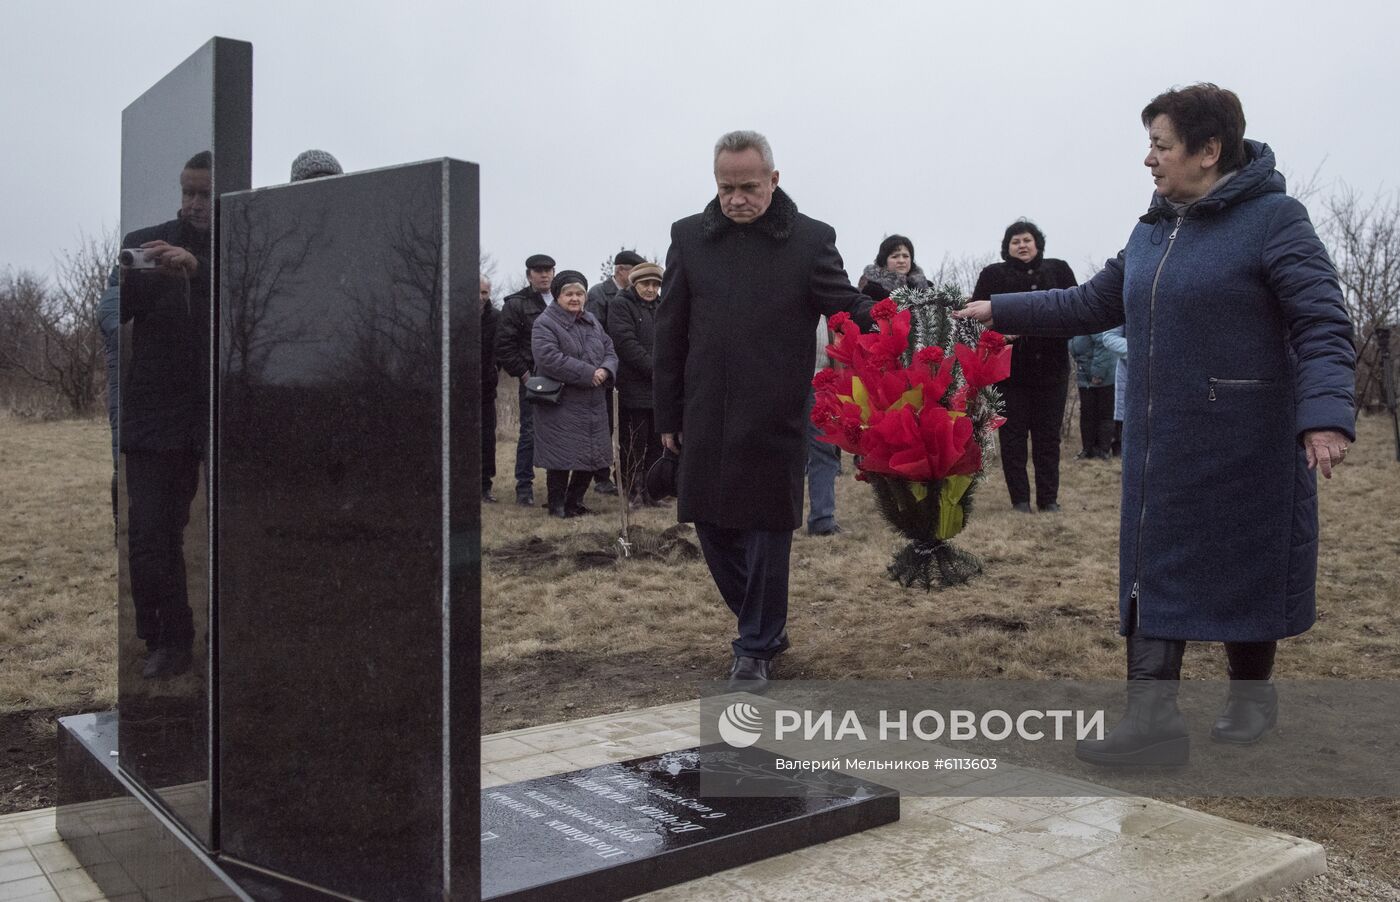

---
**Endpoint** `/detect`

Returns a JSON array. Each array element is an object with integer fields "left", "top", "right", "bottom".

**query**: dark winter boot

[
  {"left": 546, "top": 471, "right": 569, "bottom": 518},
  {"left": 564, "top": 471, "right": 592, "bottom": 517},
  {"left": 1211, "top": 641, "right": 1278, "bottom": 745},
  {"left": 1076, "top": 635, "right": 1189, "bottom": 767}
]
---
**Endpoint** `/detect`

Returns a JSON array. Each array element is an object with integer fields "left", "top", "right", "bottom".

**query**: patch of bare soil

[
  {"left": 482, "top": 649, "right": 709, "bottom": 734},
  {"left": 0, "top": 706, "right": 99, "bottom": 815},
  {"left": 487, "top": 524, "right": 701, "bottom": 576}
]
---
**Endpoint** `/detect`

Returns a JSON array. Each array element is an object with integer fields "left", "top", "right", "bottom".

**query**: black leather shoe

[
  {"left": 1039, "top": 502, "right": 1062, "bottom": 513},
  {"left": 1076, "top": 636, "right": 1189, "bottom": 767},
  {"left": 1012, "top": 502, "right": 1033, "bottom": 513},
  {"left": 482, "top": 490, "right": 498, "bottom": 504},
  {"left": 774, "top": 631, "right": 790, "bottom": 655},
  {"left": 1211, "top": 681, "right": 1278, "bottom": 745},
  {"left": 594, "top": 480, "right": 619, "bottom": 496},
  {"left": 547, "top": 503, "right": 569, "bottom": 518},
  {"left": 516, "top": 492, "right": 534, "bottom": 507},
  {"left": 567, "top": 504, "right": 593, "bottom": 517},
  {"left": 727, "top": 655, "right": 771, "bottom": 692},
  {"left": 808, "top": 524, "right": 843, "bottom": 536},
  {"left": 142, "top": 646, "right": 193, "bottom": 679}
]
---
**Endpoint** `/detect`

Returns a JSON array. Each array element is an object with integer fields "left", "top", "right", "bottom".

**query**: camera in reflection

[{"left": 119, "top": 247, "right": 159, "bottom": 269}]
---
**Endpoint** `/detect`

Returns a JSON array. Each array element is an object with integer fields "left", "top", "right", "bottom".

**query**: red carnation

[{"left": 870, "top": 298, "right": 898, "bottom": 321}]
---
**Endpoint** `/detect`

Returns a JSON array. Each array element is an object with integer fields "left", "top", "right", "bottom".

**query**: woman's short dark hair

[
  {"left": 1000, "top": 219, "right": 1046, "bottom": 262},
  {"left": 1141, "top": 83, "right": 1248, "bottom": 173},
  {"left": 876, "top": 234, "right": 915, "bottom": 269}
]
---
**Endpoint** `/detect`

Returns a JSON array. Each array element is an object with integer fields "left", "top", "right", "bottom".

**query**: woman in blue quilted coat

[{"left": 960, "top": 84, "right": 1355, "bottom": 766}]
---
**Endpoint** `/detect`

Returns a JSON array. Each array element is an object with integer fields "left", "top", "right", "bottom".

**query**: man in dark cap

[
  {"left": 480, "top": 275, "right": 501, "bottom": 502},
  {"left": 496, "top": 254, "right": 556, "bottom": 505},
  {"left": 585, "top": 250, "right": 643, "bottom": 496},
  {"left": 655, "top": 130, "right": 873, "bottom": 691}
]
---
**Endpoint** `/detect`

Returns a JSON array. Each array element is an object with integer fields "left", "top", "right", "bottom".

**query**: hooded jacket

[{"left": 990, "top": 141, "right": 1355, "bottom": 641}]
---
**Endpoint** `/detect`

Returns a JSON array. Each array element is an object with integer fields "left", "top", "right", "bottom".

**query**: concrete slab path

[{"left": 1, "top": 698, "right": 1324, "bottom": 901}]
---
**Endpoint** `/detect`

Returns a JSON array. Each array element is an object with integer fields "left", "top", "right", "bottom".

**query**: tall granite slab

[
  {"left": 115, "top": 36, "right": 251, "bottom": 848},
  {"left": 216, "top": 159, "right": 482, "bottom": 899}
]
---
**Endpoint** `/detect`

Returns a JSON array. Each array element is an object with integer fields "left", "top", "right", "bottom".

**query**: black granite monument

[
  {"left": 216, "top": 158, "right": 481, "bottom": 899},
  {"left": 56, "top": 35, "right": 898, "bottom": 902},
  {"left": 116, "top": 33, "right": 250, "bottom": 845}
]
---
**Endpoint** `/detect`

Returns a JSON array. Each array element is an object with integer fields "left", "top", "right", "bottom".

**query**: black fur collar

[{"left": 700, "top": 186, "right": 798, "bottom": 241}]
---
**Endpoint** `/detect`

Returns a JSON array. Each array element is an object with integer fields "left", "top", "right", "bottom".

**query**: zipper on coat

[
  {"left": 1207, "top": 376, "right": 1271, "bottom": 402},
  {"left": 1133, "top": 214, "right": 1184, "bottom": 626}
]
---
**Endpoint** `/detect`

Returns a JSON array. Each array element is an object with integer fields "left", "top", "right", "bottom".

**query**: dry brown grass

[
  {"left": 0, "top": 417, "right": 116, "bottom": 713},
  {"left": 482, "top": 412, "right": 1400, "bottom": 686},
  {"left": 4, "top": 408, "right": 1399, "bottom": 888}
]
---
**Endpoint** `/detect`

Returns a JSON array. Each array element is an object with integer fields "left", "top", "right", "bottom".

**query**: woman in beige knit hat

[{"left": 606, "top": 262, "right": 667, "bottom": 506}]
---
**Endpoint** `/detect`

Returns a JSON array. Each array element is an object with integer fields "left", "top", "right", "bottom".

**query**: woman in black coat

[
  {"left": 972, "top": 221, "right": 1078, "bottom": 513},
  {"left": 605, "top": 262, "right": 666, "bottom": 507}
]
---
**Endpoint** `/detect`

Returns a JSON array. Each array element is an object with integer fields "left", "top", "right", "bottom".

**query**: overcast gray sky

[{"left": 3, "top": 1, "right": 1396, "bottom": 293}]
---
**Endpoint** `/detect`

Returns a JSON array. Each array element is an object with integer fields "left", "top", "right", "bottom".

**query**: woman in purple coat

[
  {"left": 531, "top": 271, "right": 619, "bottom": 518},
  {"left": 960, "top": 84, "right": 1355, "bottom": 766}
]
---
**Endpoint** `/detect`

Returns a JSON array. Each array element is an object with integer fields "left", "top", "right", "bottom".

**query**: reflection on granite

[
  {"left": 217, "top": 159, "right": 481, "bottom": 899},
  {"left": 115, "top": 36, "right": 251, "bottom": 849},
  {"left": 481, "top": 743, "right": 899, "bottom": 901},
  {"left": 57, "top": 713, "right": 244, "bottom": 901}
]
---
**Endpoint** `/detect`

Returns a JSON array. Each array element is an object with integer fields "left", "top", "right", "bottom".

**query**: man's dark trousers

[
  {"left": 694, "top": 523, "right": 792, "bottom": 659},
  {"left": 482, "top": 389, "right": 497, "bottom": 494},
  {"left": 514, "top": 382, "right": 535, "bottom": 497},
  {"left": 999, "top": 380, "right": 1066, "bottom": 508},
  {"left": 125, "top": 449, "right": 199, "bottom": 652},
  {"left": 593, "top": 386, "right": 615, "bottom": 486}
]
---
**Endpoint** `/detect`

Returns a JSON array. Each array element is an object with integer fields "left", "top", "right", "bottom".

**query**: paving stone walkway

[
  {"left": 2, "top": 698, "right": 1324, "bottom": 901},
  {"left": 483, "top": 699, "right": 1325, "bottom": 901}
]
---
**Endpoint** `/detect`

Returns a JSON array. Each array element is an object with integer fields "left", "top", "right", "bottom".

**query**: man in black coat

[
  {"left": 480, "top": 276, "right": 501, "bottom": 502},
  {"left": 119, "top": 151, "right": 214, "bottom": 679},
  {"left": 494, "top": 254, "right": 555, "bottom": 506},
  {"left": 655, "top": 131, "right": 873, "bottom": 690}
]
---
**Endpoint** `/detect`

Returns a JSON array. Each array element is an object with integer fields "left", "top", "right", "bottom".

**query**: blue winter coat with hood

[{"left": 991, "top": 141, "right": 1355, "bottom": 642}]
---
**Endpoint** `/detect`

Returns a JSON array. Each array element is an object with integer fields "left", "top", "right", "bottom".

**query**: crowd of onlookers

[
  {"left": 481, "top": 251, "right": 667, "bottom": 518},
  {"left": 480, "top": 223, "right": 1128, "bottom": 524}
]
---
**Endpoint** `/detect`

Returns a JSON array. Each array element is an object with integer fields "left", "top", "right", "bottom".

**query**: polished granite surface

[
  {"left": 115, "top": 36, "right": 251, "bottom": 849},
  {"left": 55, "top": 713, "right": 244, "bottom": 901},
  {"left": 482, "top": 743, "right": 897, "bottom": 900},
  {"left": 216, "top": 159, "right": 480, "bottom": 899}
]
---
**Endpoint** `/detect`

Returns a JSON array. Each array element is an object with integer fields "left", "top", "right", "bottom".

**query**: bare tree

[
  {"left": 1321, "top": 185, "right": 1400, "bottom": 409},
  {"left": 925, "top": 252, "right": 998, "bottom": 298},
  {"left": 220, "top": 196, "right": 318, "bottom": 384},
  {"left": 0, "top": 232, "right": 116, "bottom": 415},
  {"left": 480, "top": 251, "right": 499, "bottom": 302}
]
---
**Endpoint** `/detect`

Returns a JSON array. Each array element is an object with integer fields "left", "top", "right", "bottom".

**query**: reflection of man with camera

[{"left": 119, "top": 150, "right": 213, "bottom": 679}]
